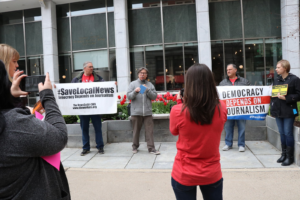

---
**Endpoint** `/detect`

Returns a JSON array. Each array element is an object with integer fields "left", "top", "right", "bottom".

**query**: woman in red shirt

[{"left": 170, "top": 63, "right": 227, "bottom": 200}]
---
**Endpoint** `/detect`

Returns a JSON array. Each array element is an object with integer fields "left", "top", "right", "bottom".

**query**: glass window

[
  {"left": 108, "top": 12, "right": 115, "bottom": 47},
  {"left": 18, "top": 58, "right": 26, "bottom": 74},
  {"left": 129, "top": 8, "right": 162, "bottom": 45},
  {"left": 184, "top": 43, "right": 198, "bottom": 72},
  {"left": 265, "top": 38, "right": 282, "bottom": 85},
  {"left": 128, "top": 0, "right": 161, "bottom": 9},
  {"left": 57, "top": 18, "right": 71, "bottom": 52},
  {"left": 71, "top": 14, "right": 107, "bottom": 50},
  {"left": 73, "top": 50, "right": 108, "bottom": 71},
  {"left": 145, "top": 45, "right": 164, "bottom": 91},
  {"left": 209, "top": 0, "right": 242, "bottom": 40},
  {"left": 130, "top": 47, "right": 145, "bottom": 81},
  {"left": 57, "top": 4, "right": 70, "bottom": 18},
  {"left": 107, "top": 0, "right": 114, "bottom": 12},
  {"left": 163, "top": 4, "right": 197, "bottom": 43},
  {"left": 24, "top": 8, "right": 42, "bottom": 22},
  {"left": 243, "top": 0, "right": 281, "bottom": 38},
  {"left": 211, "top": 41, "right": 224, "bottom": 85},
  {"left": 0, "top": 11, "right": 23, "bottom": 25},
  {"left": 27, "top": 56, "right": 43, "bottom": 76},
  {"left": 109, "top": 49, "right": 117, "bottom": 81},
  {"left": 25, "top": 22, "right": 43, "bottom": 55},
  {"left": 245, "top": 39, "right": 264, "bottom": 85},
  {"left": 59, "top": 55, "right": 72, "bottom": 83},
  {"left": 165, "top": 44, "right": 184, "bottom": 90},
  {"left": 0, "top": 24, "right": 25, "bottom": 56},
  {"left": 224, "top": 40, "right": 244, "bottom": 78},
  {"left": 70, "top": 0, "right": 106, "bottom": 16},
  {"left": 162, "top": 0, "right": 195, "bottom": 6}
]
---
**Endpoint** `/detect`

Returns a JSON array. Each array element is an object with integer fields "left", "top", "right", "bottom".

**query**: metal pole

[
  {"left": 22, "top": 10, "right": 29, "bottom": 106},
  {"left": 69, "top": 4, "right": 74, "bottom": 74},
  {"left": 240, "top": 0, "right": 246, "bottom": 78},
  {"left": 222, "top": 40, "right": 226, "bottom": 79},
  {"left": 160, "top": 0, "right": 167, "bottom": 91},
  {"left": 105, "top": 0, "right": 110, "bottom": 80},
  {"left": 263, "top": 38, "right": 266, "bottom": 85}
]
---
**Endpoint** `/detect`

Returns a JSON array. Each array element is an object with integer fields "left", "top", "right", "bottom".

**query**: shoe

[
  {"left": 277, "top": 144, "right": 287, "bottom": 163},
  {"left": 149, "top": 149, "right": 160, "bottom": 155},
  {"left": 80, "top": 149, "right": 90, "bottom": 156},
  {"left": 222, "top": 145, "right": 232, "bottom": 151},
  {"left": 239, "top": 146, "right": 245, "bottom": 152},
  {"left": 98, "top": 148, "right": 104, "bottom": 154},
  {"left": 132, "top": 149, "right": 138, "bottom": 154},
  {"left": 282, "top": 146, "right": 294, "bottom": 166}
]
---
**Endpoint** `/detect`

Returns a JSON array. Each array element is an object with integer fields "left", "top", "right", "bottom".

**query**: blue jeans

[
  {"left": 79, "top": 115, "right": 104, "bottom": 150},
  {"left": 275, "top": 117, "right": 295, "bottom": 147},
  {"left": 224, "top": 120, "right": 246, "bottom": 147},
  {"left": 172, "top": 177, "right": 223, "bottom": 200}
]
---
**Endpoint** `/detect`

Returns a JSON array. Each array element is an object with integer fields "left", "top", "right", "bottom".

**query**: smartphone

[{"left": 20, "top": 75, "right": 46, "bottom": 92}]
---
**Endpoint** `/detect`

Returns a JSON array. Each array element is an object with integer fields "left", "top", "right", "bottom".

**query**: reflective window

[
  {"left": 24, "top": 8, "right": 42, "bottom": 22},
  {"left": 59, "top": 55, "right": 72, "bottom": 83},
  {"left": 245, "top": 39, "right": 264, "bottom": 85},
  {"left": 0, "top": 24, "right": 25, "bottom": 56},
  {"left": 209, "top": 0, "right": 242, "bottom": 40},
  {"left": 184, "top": 43, "right": 198, "bottom": 72},
  {"left": 162, "top": 0, "right": 195, "bottom": 6},
  {"left": 57, "top": 4, "right": 70, "bottom": 18},
  {"left": 265, "top": 38, "right": 281, "bottom": 85},
  {"left": 18, "top": 58, "right": 26, "bottom": 74},
  {"left": 243, "top": 0, "right": 281, "bottom": 38},
  {"left": 0, "top": 11, "right": 23, "bottom": 25},
  {"left": 163, "top": 4, "right": 197, "bottom": 43},
  {"left": 109, "top": 49, "right": 117, "bottom": 81},
  {"left": 25, "top": 22, "right": 43, "bottom": 55},
  {"left": 70, "top": 0, "right": 106, "bottom": 16},
  {"left": 211, "top": 41, "right": 224, "bottom": 85},
  {"left": 224, "top": 40, "right": 244, "bottom": 78},
  {"left": 73, "top": 50, "right": 108, "bottom": 71},
  {"left": 57, "top": 18, "right": 70, "bottom": 52},
  {"left": 108, "top": 12, "right": 115, "bottom": 47},
  {"left": 129, "top": 0, "right": 161, "bottom": 9},
  {"left": 145, "top": 45, "right": 164, "bottom": 91},
  {"left": 129, "top": 8, "right": 162, "bottom": 45},
  {"left": 27, "top": 56, "right": 43, "bottom": 76},
  {"left": 130, "top": 47, "right": 145, "bottom": 81},
  {"left": 107, "top": 0, "right": 114, "bottom": 12}
]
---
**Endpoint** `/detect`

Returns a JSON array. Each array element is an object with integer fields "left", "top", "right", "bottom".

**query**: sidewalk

[{"left": 61, "top": 141, "right": 298, "bottom": 169}]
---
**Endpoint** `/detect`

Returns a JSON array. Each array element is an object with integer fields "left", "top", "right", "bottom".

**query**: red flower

[
  {"left": 120, "top": 101, "right": 124, "bottom": 105},
  {"left": 173, "top": 97, "right": 177, "bottom": 101},
  {"left": 130, "top": 100, "right": 132, "bottom": 103},
  {"left": 118, "top": 95, "right": 121, "bottom": 99},
  {"left": 151, "top": 100, "right": 154, "bottom": 102},
  {"left": 159, "top": 98, "right": 163, "bottom": 101},
  {"left": 124, "top": 95, "right": 127, "bottom": 99},
  {"left": 164, "top": 102, "right": 167, "bottom": 106}
]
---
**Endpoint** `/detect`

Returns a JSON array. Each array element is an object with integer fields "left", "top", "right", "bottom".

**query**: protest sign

[
  {"left": 54, "top": 81, "right": 117, "bottom": 115},
  {"left": 272, "top": 84, "right": 288, "bottom": 97},
  {"left": 217, "top": 86, "right": 272, "bottom": 121}
]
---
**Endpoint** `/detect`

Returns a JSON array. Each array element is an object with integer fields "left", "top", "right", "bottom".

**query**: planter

[{"left": 266, "top": 115, "right": 300, "bottom": 167}]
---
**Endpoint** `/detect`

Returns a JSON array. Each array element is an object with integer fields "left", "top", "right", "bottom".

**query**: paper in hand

[{"left": 140, "top": 85, "right": 146, "bottom": 94}]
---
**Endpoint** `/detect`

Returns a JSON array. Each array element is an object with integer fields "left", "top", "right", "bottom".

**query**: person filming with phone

[{"left": 127, "top": 67, "right": 160, "bottom": 155}]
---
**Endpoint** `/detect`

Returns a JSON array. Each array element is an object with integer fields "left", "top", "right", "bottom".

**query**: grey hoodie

[
  {"left": 0, "top": 89, "right": 70, "bottom": 200},
  {"left": 127, "top": 79, "right": 157, "bottom": 116}
]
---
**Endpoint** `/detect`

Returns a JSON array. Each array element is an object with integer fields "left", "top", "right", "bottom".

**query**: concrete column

[
  {"left": 281, "top": 0, "right": 300, "bottom": 76},
  {"left": 114, "top": 0, "right": 131, "bottom": 92},
  {"left": 196, "top": 0, "right": 212, "bottom": 69},
  {"left": 41, "top": 0, "right": 59, "bottom": 84}
]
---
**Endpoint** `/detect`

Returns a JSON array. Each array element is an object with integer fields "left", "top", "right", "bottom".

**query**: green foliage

[
  {"left": 297, "top": 102, "right": 300, "bottom": 121},
  {"left": 63, "top": 115, "right": 78, "bottom": 124},
  {"left": 152, "top": 101, "right": 177, "bottom": 114}
]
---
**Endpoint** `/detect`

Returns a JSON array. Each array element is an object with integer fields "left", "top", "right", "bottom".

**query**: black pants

[{"left": 171, "top": 177, "right": 223, "bottom": 200}]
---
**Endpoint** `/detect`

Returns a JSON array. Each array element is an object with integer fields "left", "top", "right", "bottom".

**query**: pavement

[{"left": 63, "top": 141, "right": 300, "bottom": 200}]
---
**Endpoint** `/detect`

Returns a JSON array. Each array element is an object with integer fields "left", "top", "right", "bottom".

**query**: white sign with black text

[{"left": 54, "top": 82, "right": 117, "bottom": 115}]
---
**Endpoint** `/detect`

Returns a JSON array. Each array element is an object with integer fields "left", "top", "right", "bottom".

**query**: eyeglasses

[{"left": 139, "top": 72, "right": 147, "bottom": 75}]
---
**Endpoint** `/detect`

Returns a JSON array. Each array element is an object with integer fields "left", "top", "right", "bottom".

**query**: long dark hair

[{"left": 182, "top": 63, "right": 220, "bottom": 125}]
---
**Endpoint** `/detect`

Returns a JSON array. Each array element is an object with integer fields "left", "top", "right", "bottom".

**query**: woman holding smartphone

[
  {"left": 170, "top": 63, "right": 227, "bottom": 200},
  {"left": 271, "top": 60, "right": 300, "bottom": 166}
]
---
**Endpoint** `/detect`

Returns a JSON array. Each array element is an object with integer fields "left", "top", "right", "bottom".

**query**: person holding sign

[
  {"left": 170, "top": 64, "right": 227, "bottom": 200},
  {"left": 0, "top": 61, "right": 70, "bottom": 200},
  {"left": 219, "top": 64, "right": 250, "bottom": 152},
  {"left": 271, "top": 60, "right": 300, "bottom": 166},
  {"left": 127, "top": 67, "right": 160, "bottom": 155},
  {"left": 71, "top": 61, "right": 105, "bottom": 156}
]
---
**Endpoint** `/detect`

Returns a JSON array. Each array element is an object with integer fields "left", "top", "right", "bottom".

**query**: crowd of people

[{"left": 1, "top": 43, "right": 300, "bottom": 199}]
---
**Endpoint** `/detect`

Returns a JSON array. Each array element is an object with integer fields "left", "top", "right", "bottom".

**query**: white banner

[
  {"left": 217, "top": 86, "right": 272, "bottom": 121},
  {"left": 54, "top": 82, "right": 117, "bottom": 115}
]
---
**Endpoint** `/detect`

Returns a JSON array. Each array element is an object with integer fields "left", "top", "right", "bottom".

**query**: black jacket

[
  {"left": 219, "top": 75, "right": 250, "bottom": 86},
  {"left": 271, "top": 73, "right": 300, "bottom": 118}
]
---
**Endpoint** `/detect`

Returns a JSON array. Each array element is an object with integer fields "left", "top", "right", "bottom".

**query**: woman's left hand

[
  {"left": 11, "top": 70, "right": 29, "bottom": 97},
  {"left": 277, "top": 93, "right": 286, "bottom": 100}
]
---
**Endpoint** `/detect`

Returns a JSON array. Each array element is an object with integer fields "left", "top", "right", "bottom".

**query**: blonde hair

[
  {"left": 0, "top": 44, "right": 20, "bottom": 81},
  {"left": 277, "top": 60, "right": 290, "bottom": 73}
]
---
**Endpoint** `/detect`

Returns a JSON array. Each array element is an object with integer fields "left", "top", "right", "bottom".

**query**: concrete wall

[{"left": 266, "top": 116, "right": 300, "bottom": 167}]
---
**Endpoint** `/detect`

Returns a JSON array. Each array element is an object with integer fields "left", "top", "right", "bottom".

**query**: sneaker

[
  {"left": 98, "top": 148, "right": 104, "bottom": 154},
  {"left": 149, "top": 149, "right": 160, "bottom": 155},
  {"left": 80, "top": 149, "right": 90, "bottom": 156},
  {"left": 222, "top": 145, "right": 232, "bottom": 151},
  {"left": 132, "top": 149, "right": 138, "bottom": 154},
  {"left": 239, "top": 146, "right": 245, "bottom": 152}
]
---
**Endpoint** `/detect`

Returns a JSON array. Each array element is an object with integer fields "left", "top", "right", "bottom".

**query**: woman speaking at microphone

[
  {"left": 271, "top": 60, "right": 300, "bottom": 166},
  {"left": 170, "top": 63, "right": 227, "bottom": 200}
]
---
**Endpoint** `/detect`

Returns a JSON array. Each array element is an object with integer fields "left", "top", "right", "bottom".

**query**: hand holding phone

[
  {"left": 11, "top": 70, "right": 28, "bottom": 97},
  {"left": 38, "top": 73, "right": 52, "bottom": 92}
]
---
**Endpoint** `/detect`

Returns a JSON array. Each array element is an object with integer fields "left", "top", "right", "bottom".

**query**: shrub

[{"left": 63, "top": 115, "right": 78, "bottom": 124}]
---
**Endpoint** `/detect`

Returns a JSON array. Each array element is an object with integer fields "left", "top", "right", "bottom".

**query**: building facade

[{"left": 0, "top": 0, "right": 299, "bottom": 106}]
